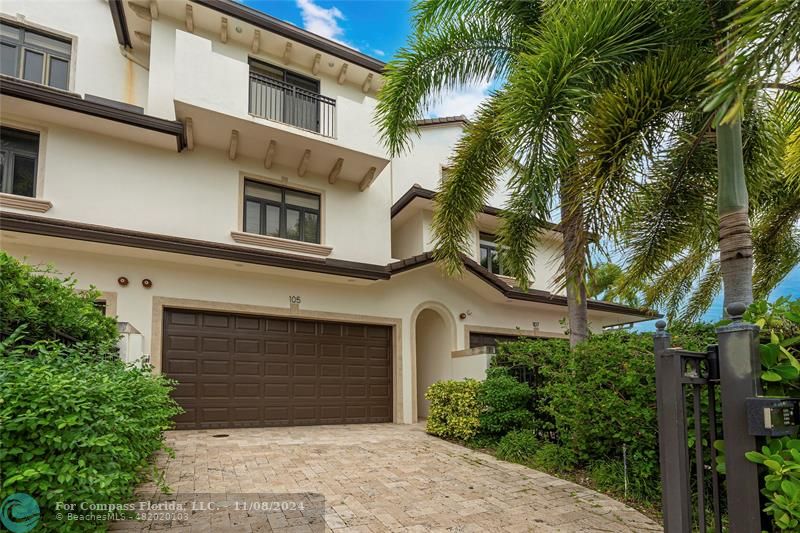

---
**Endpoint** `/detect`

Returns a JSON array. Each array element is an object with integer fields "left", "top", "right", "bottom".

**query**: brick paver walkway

[{"left": 113, "top": 423, "right": 661, "bottom": 532}]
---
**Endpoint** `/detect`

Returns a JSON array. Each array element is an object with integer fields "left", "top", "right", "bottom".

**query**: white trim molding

[
  {"left": 230, "top": 230, "right": 333, "bottom": 257},
  {"left": 0, "top": 193, "right": 52, "bottom": 213}
]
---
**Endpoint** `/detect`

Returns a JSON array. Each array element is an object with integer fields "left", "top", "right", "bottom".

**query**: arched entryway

[{"left": 412, "top": 303, "right": 456, "bottom": 421}]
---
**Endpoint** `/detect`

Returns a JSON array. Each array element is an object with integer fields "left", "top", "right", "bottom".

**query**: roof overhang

[
  {"left": 0, "top": 76, "right": 185, "bottom": 151},
  {"left": 389, "top": 252, "right": 660, "bottom": 320},
  {"left": 391, "top": 185, "right": 561, "bottom": 235},
  {"left": 112, "top": 0, "right": 385, "bottom": 89}
]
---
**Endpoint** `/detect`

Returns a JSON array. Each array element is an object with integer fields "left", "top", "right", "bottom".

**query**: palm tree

[
  {"left": 573, "top": 1, "right": 800, "bottom": 321},
  {"left": 376, "top": 0, "right": 800, "bottom": 342},
  {"left": 376, "top": 0, "right": 670, "bottom": 346}
]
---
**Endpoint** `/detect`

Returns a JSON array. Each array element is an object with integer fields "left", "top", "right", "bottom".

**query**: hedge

[{"left": 0, "top": 252, "right": 181, "bottom": 531}]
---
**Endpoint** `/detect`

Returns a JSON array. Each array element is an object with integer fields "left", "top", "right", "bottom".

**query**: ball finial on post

[
  {"left": 727, "top": 302, "right": 747, "bottom": 321},
  {"left": 655, "top": 320, "right": 667, "bottom": 332}
]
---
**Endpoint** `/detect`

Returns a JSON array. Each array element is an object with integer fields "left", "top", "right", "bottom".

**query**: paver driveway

[{"left": 116, "top": 423, "right": 661, "bottom": 532}]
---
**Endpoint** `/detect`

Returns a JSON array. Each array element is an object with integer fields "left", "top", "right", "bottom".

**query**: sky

[{"left": 246, "top": 0, "right": 799, "bottom": 326}]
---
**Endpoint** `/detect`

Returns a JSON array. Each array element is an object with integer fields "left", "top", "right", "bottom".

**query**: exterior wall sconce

[
  {"left": 117, "top": 276, "right": 129, "bottom": 286},
  {"left": 142, "top": 279, "right": 153, "bottom": 289}
]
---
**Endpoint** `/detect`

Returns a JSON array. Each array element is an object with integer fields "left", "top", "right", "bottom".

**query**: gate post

[
  {"left": 716, "top": 302, "right": 762, "bottom": 532},
  {"left": 654, "top": 321, "right": 691, "bottom": 532}
]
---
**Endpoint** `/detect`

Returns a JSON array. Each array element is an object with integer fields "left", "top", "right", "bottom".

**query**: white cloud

[
  {"left": 427, "top": 82, "right": 491, "bottom": 119},
  {"left": 296, "top": 0, "right": 348, "bottom": 44},
  {"left": 372, "top": 49, "right": 385, "bottom": 57}
]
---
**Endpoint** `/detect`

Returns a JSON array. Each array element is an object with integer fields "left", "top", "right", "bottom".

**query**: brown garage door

[{"left": 162, "top": 308, "right": 392, "bottom": 429}]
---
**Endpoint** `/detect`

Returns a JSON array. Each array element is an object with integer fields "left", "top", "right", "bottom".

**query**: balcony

[{"left": 248, "top": 72, "right": 336, "bottom": 138}]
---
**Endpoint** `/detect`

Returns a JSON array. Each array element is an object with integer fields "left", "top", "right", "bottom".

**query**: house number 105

[{"left": 289, "top": 296, "right": 302, "bottom": 304}]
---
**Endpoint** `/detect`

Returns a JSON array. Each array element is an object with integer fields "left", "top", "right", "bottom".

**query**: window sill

[
  {"left": 230, "top": 231, "right": 332, "bottom": 257},
  {"left": 0, "top": 193, "right": 52, "bottom": 213}
]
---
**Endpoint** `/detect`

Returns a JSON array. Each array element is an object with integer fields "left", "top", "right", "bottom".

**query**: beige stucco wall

[
  {"left": 0, "top": 121, "right": 393, "bottom": 265},
  {"left": 1, "top": 239, "right": 638, "bottom": 423}
]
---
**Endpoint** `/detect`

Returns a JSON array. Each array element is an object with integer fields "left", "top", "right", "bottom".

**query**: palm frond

[
  {"left": 573, "top": 45, "right": 713, "bottom": 255},
  {"left": 706, "top": 0, "right": 800, "bottom": 123},
  {"left": 431, "top": 96, "right": 509, "bottom": 276},
  {"left": 374, "top": 15, "right": 521, "bottom": 156},
  {"left": 413, "top": 0, "right": 542, "bottom": 34},
  {"left": 681, "top": 260, "right": 722, "bottom": 323}
]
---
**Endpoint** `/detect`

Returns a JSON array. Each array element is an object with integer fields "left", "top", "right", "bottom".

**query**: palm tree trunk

[
  {"left": 716, "top": 118, "right": 754, "bottom": 312},
  {"left": 560, "top": 184, "right": 589, "bottom": 347}
]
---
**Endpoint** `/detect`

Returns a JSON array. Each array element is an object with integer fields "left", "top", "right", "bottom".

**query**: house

[{"left": 0, "top": 0, "right": 654, "bottom": 429}]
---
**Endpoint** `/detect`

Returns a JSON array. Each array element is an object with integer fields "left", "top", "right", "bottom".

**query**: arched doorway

[{"left": 414, "top": 307, "right": 454, "bottom": 420}]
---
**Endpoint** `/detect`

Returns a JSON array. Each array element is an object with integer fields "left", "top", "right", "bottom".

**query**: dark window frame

[
  {"left": 248, "top": 58, "right": 321, "bottom": 93},
  {"left": 243, "top": 179, "right": 321, "bottom": 244},
  {"left": 0, "top": 125, "right": 40, "bottom": 197},
  {"left": 1, "top": 20, "right": 71, "bottom": 89},
  {"left": 479, "top": 232, "right": 504, "bottom": 275}
]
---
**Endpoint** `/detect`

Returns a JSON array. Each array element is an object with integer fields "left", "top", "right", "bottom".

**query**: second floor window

[
  {"left": 0, "top": 126, "right": 39, "bottom": 197},
  {"left": 244, "top": 180, "right": 320, "bottom": 244},
  {"left": 479, "top": 233, "right": 504, "bottom": 275},
  {"left": 1, "top": 22, "right": 71, "bottom": 90}
]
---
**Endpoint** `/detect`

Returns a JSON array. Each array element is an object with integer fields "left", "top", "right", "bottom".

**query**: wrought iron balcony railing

[{"left": 248, "top": 72, "right": 336, "bottom": 138}]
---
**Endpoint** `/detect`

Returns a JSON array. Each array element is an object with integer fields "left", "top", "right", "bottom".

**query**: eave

[
  {"left": 388, "top": 252, "right": 660, "bottom": 319},
  {"left": 391, "top": 185, "right": 560, "bottom": 233},
  {"left": 110, "top": 0, "right": 385, "bottom": 74},
  {"left": 0, "top": 76, "right": 186, "bottom": 151}
]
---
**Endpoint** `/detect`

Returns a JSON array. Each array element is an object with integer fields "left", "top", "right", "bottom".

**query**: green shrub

[
  {"left": 477, "top": 367, "right": 533, "bottom": 435},
  {"left": 425, "top": 379, "right": 481, "bottom": 440},
  {"left": 590, "top": 459, "right": 661, "bottom": 504},
  {"left": 537, "top": 330, "right": 658, "bottom": 479},
  {"left": 747, "top": 437, "right": 800, "bottom": 531},
  {"left": 533, "top": 443, "right": 577, "bottom": 473},
  {"left": 496, "top": 430, "right": 540, "bottom": 463},
  {"left": 0, "top": 339, "right": 182, "bottom": 531},
  {"left": 0, "top": 252, "right": 119, "bottom": 354}
]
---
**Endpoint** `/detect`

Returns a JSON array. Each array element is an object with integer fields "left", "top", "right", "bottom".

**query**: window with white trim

[
  {"left": 479, "top": 232, "right": 504, "bottom": 275},
  {"left": 0, "top": 126, "right": 39, "bottom": 197},
  {"left": 1, "top": 21, "right": 71, "bottom": 90},
  {"left": 243, "top": 180, "right": 321, "bottom": 244}
]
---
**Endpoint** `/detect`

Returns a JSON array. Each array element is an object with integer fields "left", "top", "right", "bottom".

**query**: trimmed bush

[
  {"left": 425, "top": 379, "right": 481, "bottom": 440},
  {"left": 496, "top": 429, "right": 540, "bottom": 463},
  {"left": 477, "top": 367, "right": 533, "bottom": 435}
]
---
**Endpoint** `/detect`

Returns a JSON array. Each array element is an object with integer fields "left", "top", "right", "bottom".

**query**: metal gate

[{"left": 654, "top": 303, "right": 763, "bottom": 532}]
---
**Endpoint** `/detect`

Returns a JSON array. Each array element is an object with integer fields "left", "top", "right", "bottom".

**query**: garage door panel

[
  {"left": 264, "top": 382, "right": 290, "bottom": 398},
  {"left": 234, "top": 360, "right": 261, "bottom": 375},
  {"left": 201, "top": 337, "right": 231, "bottom": 352},
  {"left": 202, "top": 314, "right": 230, "bottom": 328},
  {"left": 166, "top": 358, "right": 197, "bottom": 374},
  {"left": 234, "top": 338, "right": 261, "bottom": 353},
  {"left": 266, "top": 319, "right": 290, "bottom": 332},
  {"left": 200, "top": 359, "right": 230, "bottom": 375},
  {"left": 167, "top": 335, "right": 198, "bottom": 351},
  {"left": 266, "top": 362, "right": 290, "bottom": 376},
  {"left": 235, "top": 316, "right": 261, "bottom": 330},
  {"left": 294, "top": 342, "right": 317, "bottom": 356},
  {"left": 320, "top": 364, "right": 343, "bottom": 377},
  {"left": 234, "top": 383, "right": 260, "bottom": 398},
  {"left": 163, "top": 309, "right": 391, "bottom": 429},
  {"left": 293, "top": 383, "right": 317, "bottom": 398}
]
